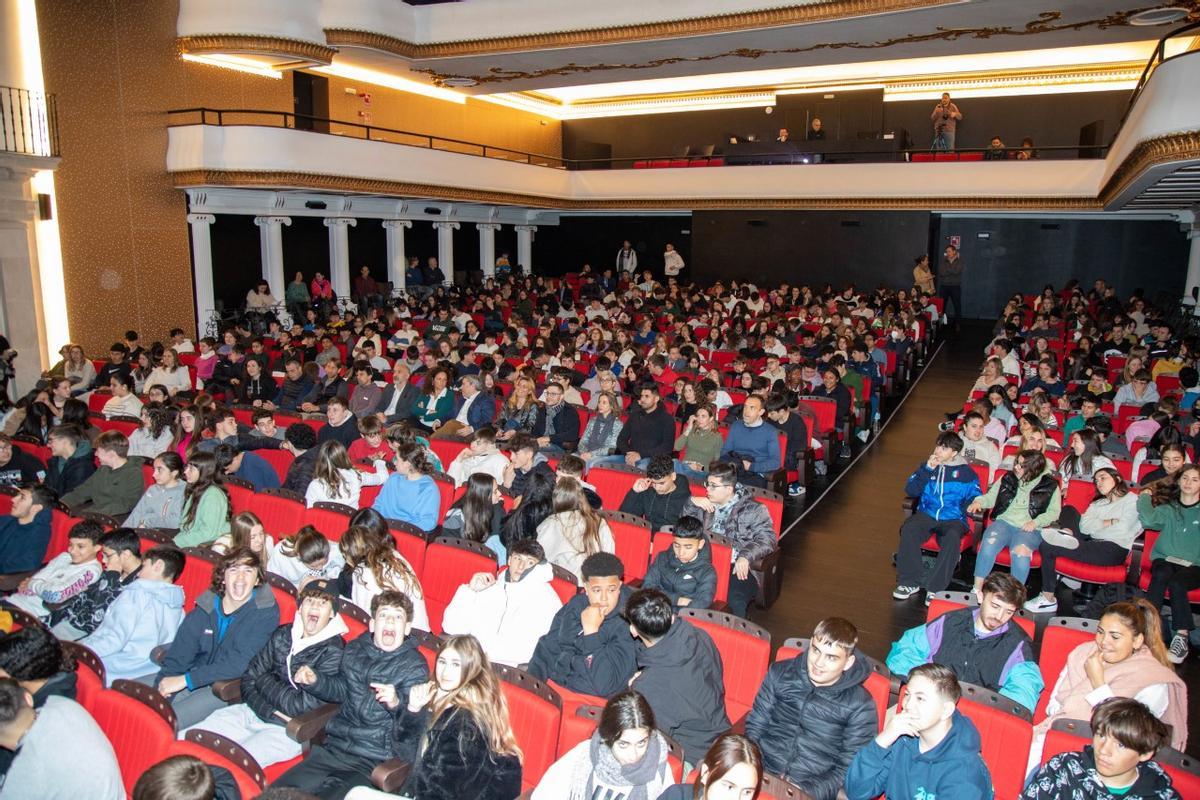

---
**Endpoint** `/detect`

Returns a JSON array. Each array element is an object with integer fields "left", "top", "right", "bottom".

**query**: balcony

[{"left": 0, "top": 86, "right": 59, "bottom": 159}]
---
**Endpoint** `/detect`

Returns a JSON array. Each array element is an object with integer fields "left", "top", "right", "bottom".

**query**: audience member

[
  {"left": 173, "top": 450, "right": 232, "bottom": 547},
  {"left": 372, "top": 442, "right": 439, "bottom": 531},
  {"left": 1137, "top": 463, "right": 1200, "bottom": 662},
  {"left": 49, "top": 527, "right": 142, "bottom": 640},
  {"left": 536, "top": 476, "right": 615, "bottom": 583},
  {"left": 0, "top": 483, "right": 54, "bottom": 577},
  {"left": 618, "top": 454, "right": 693, "bottom": 531},
  {"left": 642, "top": 515, "right": 717, "bottom": 609},
  {"left": 59, "top": 430, "right": 144, "bottom": 517},
  {"left": 5, "top": 519, "right": 104, "bottom": 620},
  {"left": 43, "top": 424, "right": 96, "bottom": 495}
]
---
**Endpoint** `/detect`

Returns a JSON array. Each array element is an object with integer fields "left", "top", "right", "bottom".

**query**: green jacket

[
  {"left": 975, "top": 465, "right": 1061, "bottom": 528},
  {"left": 675, "top": 427, "right": 723, "bottom": 469},
  {"left": 61, "top": 459, "right": 145, "bottom": 518},
  {"left": 1137, "top": 492, "right": 1200, "bottom": 565},
  {"left": 173, "top": 488, "right": 231, "bottom": 548}
]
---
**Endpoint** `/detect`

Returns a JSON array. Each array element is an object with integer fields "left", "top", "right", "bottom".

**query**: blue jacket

[
  {"left": 372, "top": 474, "right": 440, "bottom": 531},
  {"left": 845, "top": 710, "right": 993, "bottom": 800},
  {"left": 721, "top": 420, "right": 782, "bottom": 474},
  {"left": 82, "top": 578, "right": 184, "bottom": 684},
  {"left": 905, "top": 455, "right": 979, "bottom": 522},
  {"left": 456, "top": 391, "right": 496, "bottom": 430},
  {"left": 235, "top": 451, "right": 281, "bottom": 491},
  {"left": 158, "top": 587, "right": 279, "bottom": 689},
  {"left": 0, "top": 509, "right": 52, "bottom": 573}
]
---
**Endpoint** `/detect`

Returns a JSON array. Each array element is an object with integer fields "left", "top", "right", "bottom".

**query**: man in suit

[
  {"left": 431, "top": 375, "right": 496, "bottom": 439},
  {"left": 532, "top": 381, "right": 580, "bottom": 455},
  {"left": 375, "top": 363, "right": 420, "bottom": 425}
]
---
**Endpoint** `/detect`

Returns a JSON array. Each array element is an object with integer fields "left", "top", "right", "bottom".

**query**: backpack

[{"left": 1080, "top": 581, "right": 1144, "bottom": 620}]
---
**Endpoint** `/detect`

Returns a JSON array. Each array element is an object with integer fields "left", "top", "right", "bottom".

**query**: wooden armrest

[
  {"left": 900, "top": 496, "right": 916, "bottom": 515},
  {"left": 211, "top": 679, "right": 242, "bottom": 703},
  {"left": 151, "top": 643, "right": 171, "bottom": 665},
  {"left": 370, "top": 758, "right": 412, "bottom": 793},
  {"left": 286, "top": 703, "right": 339, "bottom": 744}
]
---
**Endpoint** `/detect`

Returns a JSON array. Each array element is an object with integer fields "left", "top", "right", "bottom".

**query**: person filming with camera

[{"left": 930, "top": 92, "right": 963, "bottom": 151}]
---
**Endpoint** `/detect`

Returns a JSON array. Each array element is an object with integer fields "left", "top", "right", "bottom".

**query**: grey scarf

[{"left": 573, "top": 731, "right": 664, "bottom": 800}]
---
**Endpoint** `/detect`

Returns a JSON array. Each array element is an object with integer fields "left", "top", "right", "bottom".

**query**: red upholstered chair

[
  {"left": 256, "top": 448, "right": 295, "bottom": 484},
  {"left": 1040, "top": 717, "right": 1089, "bottom": 764},
  {"left": 549, "top": 563, "right": 580, "bottom": 604},
  {"left": 90, "top": 679, "right": 178, "bottom": 795},
  {"left": 171, "top": 730, "right": 267, "bottom": 799},
  {"left": 420, "top": 536, "right": 498, "bottom": 634},
  {"left": 587, "top": 464, "right": 644, "bottom": 509},
  {"left": 387, "top": 519, "right": 429, "bottom": 576},
  {"left": 225, "top": 480, "right": 256, "bottom": 517},
  {"left": 911, "top": 153, "right": 935, "bottom": 163},
  {"left": 678, "top": 608, "right": 770, "bottom": 726},
  {"left": 428, "top": 437, "right": 468, "bottom": 468},
  {"left": 340, "top": 602, "right": 371, "bottom": 641},
  {"left": 1034, "top": 616, "right": 1097, "bottom": 723},
  {"left": 47, "top": 505, "right": 86, "bottom": 560},
  {"left": 926, "top": 591, "right": 1037, "bottom": 639},
  {"left": 304, "top": 501, "right": 354, "bottom": 541},
  {"left": 708, "top": 157, "right": 725, "bottom": 166},
  {"left": 432, "top": 471, "right": 456, "bottom": 523},
  {"left": 649, "top": 530, "right": 734, "bottom": 608},
  {"left": 1136, "top": 530, "right": 1200, "bottom": 599},
  {"left": 1063, "top": 479, "right": 1095, "bottom": 515},
  {"left": 775, "top": 637, "right": 892, "bottom": 731},
  {"left": 557, "top": 703, "right": 601, "bottom": 756},
  {"left": 61, "top": 640, "right": 106, "bottom": 711},
  {"left": 250, "top": 488, "right": 306, "bottom": 540},
  {"left": 493, "top": 664, "right": 563, "bottom": 792},
  {"left": 600, "top": 509, "right": 653, "bottom": 581},
  {"left": 266, "top": 571, "right": 298, "bottom": 624},
  {"left": 180, "top": 548, "right": 219, "bottom": 611}
]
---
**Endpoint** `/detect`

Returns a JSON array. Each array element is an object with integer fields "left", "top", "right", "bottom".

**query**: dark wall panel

[
  {"left": 280, "top": 217, "right": 331, "bottom": 285},
  {"left": 210, "top": 214, "right": 263, "bottom": 313},
  {"left": 533, "top": 216, "right": 692, "bottom": 277},
  {"left": 348, "top": 220, "right": 388, "bottom": 283}
]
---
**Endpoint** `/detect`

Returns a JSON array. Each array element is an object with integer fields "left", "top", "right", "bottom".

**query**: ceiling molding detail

[
  {"left": 1101, "top": 130, "right": 1200, "bottom": 200},
  {"left": 177, "top": 35, "right": 337, "bottom": 68}
]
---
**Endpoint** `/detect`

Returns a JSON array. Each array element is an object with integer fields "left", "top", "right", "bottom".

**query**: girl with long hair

[
  {"left": 1138, "top": 463, "right": 1200, "bottom": 663},
  {"left": 658, "top": 733, "right": 763, "bottom": 800},
  {"left": 172, "top": 406, "right": 198, "bottom": 459},
  {"left": 535, "top": 477, "right": 614, "bottom": 584},
  {"left": 496, "top": 376, "right": 540, "bottom": 441},
  {"left": 372, "top": 443, "right": 440, "bottom": 532},
  {"left": 63, "top": 344, "right": 96, "bottom": 390},
  {"left": 124, "top": 451, "right": 186, "bottom": 530},
  {"left": 212, "top": 510, "right": 272, "bottom": 566},
  {"left": 173, "top": 451, "right": 231, "bottom": 548},
  {"left": 1058, "top": 428, "right": 1113, "bottom": 482},
  {"left": 304, "top": 439, "right": 389, "bottom": 509},
  {"left": 674, "top": 404, "right": 723, "bottom": 481},
  {"left": 499, "top": 469, "right": 555, "bottom": 553},
  {"left": 442, "top": 473, "right": 504, "bottom": 550},
  {"left": 1139, "top": 442, "right": 1188, "bottom": 486},
  {"left": 577, "top": 392, "right": 623, "bottom": 470},
  {"left": 128, "top": 403, "right": 174, "bottom": 459},
  {"left": 267, "top": 525, "right": 344, "bottom": 588},
  {"left": 339, "top": 524, "right": 429, "bottom": 629}
]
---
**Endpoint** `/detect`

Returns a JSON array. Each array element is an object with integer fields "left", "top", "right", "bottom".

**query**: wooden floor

[{"left": 756, "top": 323, "right": 1200, "bottom": 755}]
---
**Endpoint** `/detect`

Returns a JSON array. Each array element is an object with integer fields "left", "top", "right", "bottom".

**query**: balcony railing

[{"left": 0, "top": 86, "right": 59, "bottom": 158}]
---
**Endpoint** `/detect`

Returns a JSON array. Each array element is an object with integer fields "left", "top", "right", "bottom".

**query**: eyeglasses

[{"left": 704, "top": 481, "right": 731, "bottom": 490}]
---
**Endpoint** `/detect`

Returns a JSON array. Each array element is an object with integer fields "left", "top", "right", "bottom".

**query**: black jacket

[
  {"left": 642, "top": 540, "right": 717, "bottom": 609},
  {"left": 1022, "top": 747, "right": 1181, "bottom": 800},
  {"left": 44, "top": 441, "right": 96, "bottom": 497},
  {"left": 158, "top": 588, "right": 280, "bottom": 689},
  {"left": 770, "top": 412, "right": 810, "bottom": 471},
  {"left": 0, "top": 448, "right": 44, "bottom": 487},
  {"left": 395, "top": 706, "right": 522, "bottom": 800},
  {"left": 378, "top": 383, "right": 421, "bottom": 424},
  {"left": 317, "top": 415, "right": 361, "bottom": 449},
  {"left": 618, "top": 479, "right": 693, "bottom": 531},
  {"left": 531, "top": 403, "right": 580, "bottom": 450},
  {"left": 809, "top": 382, "right": 852, "bottom": 424},
  {"left": 240, "top": 623, "right": 345, "bottom": 725},
  {"left": 616, "top": 404, "right": 676, "bottom": 458},
  {"left": 631, "top": 619, "right": 730, "bottom": 763},
  {"left": 283, "top": 447, "right": 320, "bottom": 494},
  {"left": 307, "top": 633, "right": 429, "bottom": 762},
  {"left": 744, "top": 647, "right": 878, "bottom": 800},
  {"left": 994, "top": 471, "right": 1058, "bottom": 519},
  {"left": 526, "top": 587, "right": 637, "bottom": 698},
  {"left": 234, "top": 374, "right": 277, "bottom": 405}
]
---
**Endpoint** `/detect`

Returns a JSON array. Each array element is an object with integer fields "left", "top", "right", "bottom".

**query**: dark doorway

[{"left": 293, "top": 72, "right": 329, "bottom": 133}]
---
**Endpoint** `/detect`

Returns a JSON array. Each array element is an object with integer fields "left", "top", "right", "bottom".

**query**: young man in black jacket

[
  {"left": 273, "top": 590, "right": 429, "bottom": 799},
  {"left": 598, "top": 383, "right": 676, "bottom": 470},
  {"left": 642, "top": 516, "right": 717, "bottom": 609},
  {"left": 744, "top": 617, "right": 878, "bottom": 800},
  {"left": 618, "top": 454, "right": 693, "bottom": 531},
  {"left": 527, "top": 552, "right": 637, "bottom": 698},
  {"left": 180, "top": 579, "right": 348, "bottom": 770},
  {"left": 626, "top": 588, "right": 729, "bottom": 764}
]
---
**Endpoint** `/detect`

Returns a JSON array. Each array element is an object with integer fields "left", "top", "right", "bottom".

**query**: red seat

[
  {"left": 428, "top": 438, "right": 468, "bottom": 470},
  {"left": 61, "top": 640, "right": 106, "bottom": 711},
  {"left": 225, "top": 481, "right": 256, "bottom": 517},
  {"left": 266, "top": 572, "right": 298, "bottom": 623},
  {"left": 90, "top": 680, "right": 177, "bottom": 796},
  {"left": 180, "top": 549, "right": 218, "bottom": 611},
  {"left": 387, "top": 520, "right": 429, "bottom": 576},
  {"left": 650, "top": 530, "right": 733, "bottom": 606},
  {"left": 775, "top": 637, "right": 892, "bottom": 731},
  {"left": 420, "top": 536, "right": 498, "bottom": 634},
  {"left": 256, "top": 449, "right": 295, "bottom": 484},
  {"left": 926, "top": 592, "right": 1037, "bottom": 639},
  {"left": 432, "top": 472, "right": 456, "bottom": 524},
  {"left": 48, "top": 506, "right": 86, "bottom": 560},
  {"left": 956, "top": 684, "right": 1034, "bottom": 800},
  {"left": 678, "top": 608, "right": 771, "bottom": 725},
  {"left": 170, "top": 730, "right": 267, "bottom": 800},
  {"left": 1136, "top": 530, "right": 1200, "bottom": 602},
  {"left": 1039, "top": 717, "right": 1089, "bottom": 764},
  {"left": 934, "top": 152, "right": 958, "bottom": 162},
  {"left": 304, "top": 502, "right": 354, "bottom": 540},
  {"left": 1033, "top": 617, "right": 1097, "bottom": 723},
  {"left": 557, "top": 702, "right": 602, "bottom": 755},
  {"left": 707, "top": 157, "right": 725, "bottom": 166},
  {"left": 958, "top": 151, "right": 984, "bottom": 161},
  {"left": 587, "top": 464, "right": 643, "bottom": 509},
  {"left": 250, "top": 488, "right": 306, "bottom": 540},
  {"left": 600, "top": 510, "right": 652, "bottom": 581},
  {"left": 649, "top": 159, "right": 670, "bottom": 168},
  {"left": 632, "top": 160, "right": 649, "bottom": 169},
  {"left": 668, "top": 159, "right": 689, "bottom": 168},
  {"left": 494, "top": 664, "right": 562, "bottom": 792},
  {"left": 911, "top": 153, "right": 934, "bottom": 163},
  {"left": 548, "top": 563, "right": 580, "bottom": 604},
  {"left": 1063, "top": 479, "right": 1095, "bottom": 515}
]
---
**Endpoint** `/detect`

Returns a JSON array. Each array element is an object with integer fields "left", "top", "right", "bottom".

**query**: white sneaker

[
  {"left": 1168, "top": 631, "right": 1189, "bottom": 664},
  {"left": 1023, "top": 595, "right": 1058, "bottom": 614},
  {"left": 893, "top": 585, "right": 921, "bottom": 600},
  {"left": 1040, "top": 528, "right": 1080, "bottom": 550},
  {"left": 857, "top": 430, "right": 869, "bottom": 443}
]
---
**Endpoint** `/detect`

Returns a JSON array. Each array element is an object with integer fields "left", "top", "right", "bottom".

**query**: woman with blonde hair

[
  {"left": 339, "top": 524, "right": 429, "bottom": 630},
  {"left": 346, "top": 634, "right": 523, "bottom": 800},
  {"left": 496, "top": 376, "right": 540, "bottom": 441},
  {"left": 212, "top": 510, "right": 272, "bottom": 566},
  {"left": 536, "top": 477, "right": 614, "bottom": 583},
  {"left": 304, "top": 439, "right": 389, "bottom": 509}
]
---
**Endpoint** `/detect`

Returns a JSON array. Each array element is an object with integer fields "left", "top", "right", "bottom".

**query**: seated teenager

[
  {"left": 0, "top": 676, "right": 124, "bottom": 800},
  {"left": 347, "top": 414, "right": 393, "bottom": 463},
  {"left": 680, "top": 461, "right": 778, "bottom": 618},
  {"left": 893, "top": 431, "right": 979, "bottom": 601},
  {"left": 0, "top": 434, "right": 43, "bottom": 487},
  {"left": 155, "top": 546, "right": 280, "bottom": 729},
  {"left": 1024, "top": 697, "right": 1182, "bottom": 800},
  {"left": 345, "top": 634, "right": 523, "bottom": 800},
  {"left": 303, "top": 439, "right": 388, "bottom": 509},
  {"left": 49, "top": 527, "right": 142, "bottom": 641},
  {"left": 765, "top": 391, "right": 810, "bottom": 496},
  {"left": 0, "top": 483, "right": 55, "bottom": 578},
  {"left": 642, "top": 515, "right": 717, "bottom": 609},
  {"left": 101, "top": 372, "right": 144, "bottom": 420},
  {"left": 618, "top": 454, "right": 693, "bottom": 531},
  {"left": 845, "top": 663, "right": 992, "bottom": 800},
  {"left": 80, "top": 545, "right": 185, "bottom": 684},
  {"left": 446, "top": 426, "right": 509, "bottom": 488},
  {"left": 1137, "top": 463, "right": 1200, "bottom": 663},
  {"left": 536, "top": 476, "right": 615, "bottom": 583},
  {"left": 553, "top": 454, "right": 602, "bottom": 510},
  {"left": 441, "top": 539, "right": 562, "bottom": 667},
  {"left": 657, "top": 733, "right": 763, "bottom": 800},
  {"left": 339, "top": 524, "right": 430, "bottom": 630},
  {"left": 181, "top": 579, "right": 348, "bottom": 769},
  {"left": 43, "top": 425, "right": 95, "bottom": 496},
  {"left": 532, "top": 689, "right": 672, "bottom": 800},
  {"left": 123, "top": 451, "right": 186, "bottom": 530},
  {"left": 59, "top": 430, "right": 144, "bottom": 518},
  {"left": 128, "top": 404, "right": 174, "bottom": 459},
  {"left": 271, "top": 590, "right": 429, "bottom": 800},
  {"left": 316, "top": 396, "right": 362, "bottom": 450},
  {"left": 281, "top": 421, "right": 321, "bottom": 494},
  {"left": 625, "top": 588, "right": 730, "bottom": 765},
  {"left": 440, "top": 473, "right": 505, "bottom": 557},
  {"left": 4, "top": 520, "right": 104, "bottom": 621},
  {"left": 744, "top": 617, "right": 879, "bottom": 800},
  {"left": 501, "top": 433, "right": 554, "bottom": 500},
  {"left": 211, "top": 511, "right": 274, "bottom": 568},
  {"left": 173, "top": 451, "right": 232, "bottom": 548},
  {"left": 371, "top": 442, "right": 440, "bottom": 532},
  {"left": 527, "top": 552, "right": 637, "bottom": 698},
  {"left": 268, "top": 526, "right": 346, "bottom": 588},
  {"left": 0, "top": 624, "right": 78, "bottom": 707},
  {"left": 887, "top": 572, "right": 1044, "bottom": 713}
]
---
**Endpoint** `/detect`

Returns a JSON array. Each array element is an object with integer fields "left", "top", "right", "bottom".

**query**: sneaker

[
  {"left": 814, "top": 460, "right": 828, "bottom": 476},
  {"left": 937, "top": 421, "right": 955, "bottom": 432},
  {"left": 857, "top": 430, "right": 870, "bottom": 443},
  {"left": 893, "top": 585, "right": 921, "bottom": 600},
  {"left": 1168, "top": 631, "right": 1190, "bottom": 664},
  {"left": 1040, "top": 528, "right": 1080, "bottom": 550},
  {"left": 925, "top": 592, "right": 934, "bottom": 606},
  {"left": 1023, "top": 595, "right": 1059, "bottom": 614},
  {"left": 787, "top": 483, "right": 807, "bottom": 497}
]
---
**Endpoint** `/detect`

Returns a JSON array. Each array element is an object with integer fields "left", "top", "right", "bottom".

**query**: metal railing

[
  {"left": 1115, "top": 20, "right": 1200, "bottom": 139},
  {"left": 0, "top": 86, "right": 59, "bottom": 158}
]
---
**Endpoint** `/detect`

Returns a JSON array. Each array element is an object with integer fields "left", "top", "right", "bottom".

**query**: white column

[
  {"left": 515, "top": 224, "right": 537, "bottom": 275},
  {"left": 477, "top": 223, "right": 501, "bottom": 277},
  {"left": 253, "top": 215, "right": 290, "bottom": 301},
  {"left": 1185, "top": 230, "right": 1200, "bottom": 311},
  {"left": 325, "top": 217, "right": 357, "bottom": 298},
  {"left": 188, "top": 213, "right": 217, "bottom": 337},
  {"left": 434, "top": 221, "right": 460, "bottom": 285},
  {"left": 383, "top": 219, "right": 412, "bottom": 295}
]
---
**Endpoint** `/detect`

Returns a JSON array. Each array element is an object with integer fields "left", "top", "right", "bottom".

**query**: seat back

[
  {"left": 955, "top": 683, "right": 1034, "bottom": 800},
  {"left": 432, "top": 472, "right": 456, "bottom": 523},
  {"left": 48, "top": 505, "right": 85, "bottom": 560},
  {"left": 926, "top": 591, "right": 1037, "bottom": 639},
  {"left": 387, "top": 519, "right": 429, "bottom": 576},
  {"left": 225, "top": 481, "right": 256, "bottom": 517},
  {"left": 1040, "top": 718, "right": 1089, "bottom": 765},
  {"left": 428, "top": 438, "right": 468, "bottom": 469},
  {"left": 340, "top": 603, "right": 370, "bottom": 642},
  {"left": 558, "top": 704, "right": 601, "bottom": 756},
  {"left": 494, "top": 664, "right": 563, "bottom": 792},
  {"left": 742, "top": 487, "right": 784, "bottom": 537},
  {"left": 256, "top": 448, "right": 295, "bottom": 484},
  {"left": 1034, "top": 617, "right": 1097, "bottom": 723},
  {"left": 305, "top": 502, "right": 354, "bottom": 541},
  {"left": 759, "top": 771, "right": 820, "bottom": 800},
  {"left": 587, "top": 464, "right": 644, "bottom": 509},
  {"left": 549, "top": 563, "right": 580, "bottom": 604},
  {"left": 251, "top": 489, "right": 306, "bottom": 540},
  {"left": 600, "top": 510, "right": 652, "bottom": 581},
  {"left": 1063, "top": 479, "right": 1095, "bottom": 515},
  {"left": 91, "top": 679, "right": 177, "bottom": 795},
  {"left": 421, "top": 536, "right": 498, "bottom": 634},
  {"left": 777, "top": 637, "right": 892, "bottom": 731},
  {"left": 61, "top": 640, "right": 106, "bottom": 711},
  {"left": 179, "top": 548, "right": 219, "bottom": 611},
  {"left": 174, "top": 730, "right": 267, "bottom": 799},
  {"left": 266, "top": 572, "right": 298, "bottom": 623},
  {"left": 678, "top": 608, "right": 771, "bottom": 723},
  {"left": 650, "top": 530, "right": 734, "bottom": 605}
]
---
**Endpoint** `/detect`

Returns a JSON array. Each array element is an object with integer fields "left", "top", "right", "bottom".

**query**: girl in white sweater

[
  {"left": 535, "top": 477, "right": 614, "bottom": 584},
  {"left": 304, "top": 439, "right": 388, "bottom": 509},
  {"left": 339, "top": 524, "right": 429, "bottom": 630}
]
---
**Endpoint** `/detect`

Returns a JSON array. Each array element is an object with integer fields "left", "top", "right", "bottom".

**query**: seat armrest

[
  {"left": 900, "top": 496, "right": 916, "bottom": 516},
  {"left": 286, "top": 703, "right": 339, "bottom": 744},
  {"left": 370, "top": 758, "right": 412, "bottom": 793},
  {"left": 211, "top": 679, "right": 242, "bottom": 703},
  {"left": 1125, "top": 537, "right": 1146, "bottom": 587},
  {"left": 151, "top": 643, "right": 172, "bottom": 665}
]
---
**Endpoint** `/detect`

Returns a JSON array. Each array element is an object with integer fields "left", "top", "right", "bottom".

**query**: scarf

[
  {"left": 571, "top": 731, "right": 664, "bottom": 800},
  {"left": 585, "top": 413, "right": 617, "bottom": 451}
]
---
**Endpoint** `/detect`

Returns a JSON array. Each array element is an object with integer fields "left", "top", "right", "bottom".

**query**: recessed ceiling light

[
  {"left": 1128, "top": 7, "right": 1190, "bottom": 25},
  {"left": 441, "top": 77, "right": 478, "bottom": 87}
]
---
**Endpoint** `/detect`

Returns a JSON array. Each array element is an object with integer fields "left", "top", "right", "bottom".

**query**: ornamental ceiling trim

[{"left": 177, "top": 35, "right": 337, "bottom": 67}]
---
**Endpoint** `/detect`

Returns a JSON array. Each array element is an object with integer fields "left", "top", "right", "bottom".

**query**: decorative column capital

[
  {"left": 433, "top": 221, "right": 461, "bottom": 231},
  {"left": 382, "top": 219, "right": 413, "bottom": 230},
  {"left": 515, "top": 224, "right": 538, "bottom": 233},
  {"left": 476, "top": 223, "right": 502, "bottom": 232},
  {"left": 187, "top": 213, "right": 216, "bottom": 225},
  {"left": 324, "top": 217, "right": 357, "bottom": 228},
  {"left": 254, "top": 216, "right": 292, "bottom": 227}
]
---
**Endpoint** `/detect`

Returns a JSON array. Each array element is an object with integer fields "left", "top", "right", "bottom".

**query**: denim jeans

[
  {"left": 674, "top": 460, "right": 707, "bottom": 481},
  {"left": 974, "top": 519, "right": 1042, "bottom": 582},
  {"left": 588, "top": 454, "right": 650, "bottom": 471}
]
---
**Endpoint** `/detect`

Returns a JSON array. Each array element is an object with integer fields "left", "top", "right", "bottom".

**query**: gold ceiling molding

[
  {"left": 411, "top": 4, "right": 1200, "bottom": 87},
  {"left": 323, "top": 1, "right": 956, "bottom": 60},
  {"left": 177, "top": 35, "right": 337, "bottom": 68}
]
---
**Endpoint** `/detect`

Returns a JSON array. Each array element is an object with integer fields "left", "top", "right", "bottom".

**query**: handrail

[
  {"left": 1114, "top": 20, "right": 1200, "bottom": 141},
  {"left": 0, "top": 85, "right": 59, "bottom": 158}
]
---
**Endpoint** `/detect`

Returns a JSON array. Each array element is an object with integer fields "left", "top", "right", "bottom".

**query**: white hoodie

[
  {"left": 285, "top": 611, "right": 350, "bottom": 687},
  {"left": 440, "top": 561, "right": 562, "bottom": 667}
]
